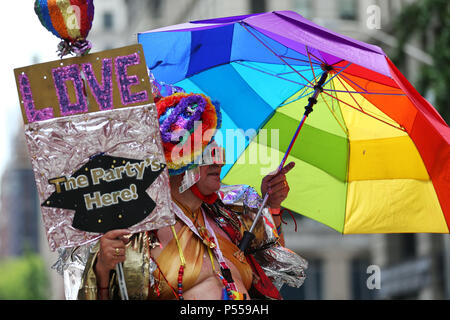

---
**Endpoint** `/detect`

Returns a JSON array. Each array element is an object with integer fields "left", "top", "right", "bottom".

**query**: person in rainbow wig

[{"left": 77, "top": 82, "right": 307, "bottom": 300}]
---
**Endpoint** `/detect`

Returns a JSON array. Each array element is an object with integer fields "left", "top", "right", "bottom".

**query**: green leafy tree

[
  {"left": 0, "top": 252, "right": 49, "bottom": 299},
  {"left": 392, "top": 0, "right": 450, "bottom": 124}
]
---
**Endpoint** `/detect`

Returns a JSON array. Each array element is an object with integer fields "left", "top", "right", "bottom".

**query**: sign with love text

[
  {"left": 14, "top": 45, "right": 175, "bottom": 250},
  {"left": 14, "top": 44, "right": 152, "bottom": 124}
]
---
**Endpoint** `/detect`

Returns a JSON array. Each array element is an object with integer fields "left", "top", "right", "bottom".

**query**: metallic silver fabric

[
  {"left": 255, "top": 245, "right": 308, "bottom": 290},
  {"left": 220, "top": 184, "right": 263, "bottom": 209},
  {"left": 219, "top": 184, "right": 277, "bottom": 248},
  {"left": 179, "top": 166, "right": 201, "bottom": 193},
  {"left": 52, "top": 243, "right": 96, "bottom": 300},
  {"left": 220, "top": 184, "right": 308, "bottom": 289},
  {"left": 25, "top": 104, "right": 175, "bottom": 251}
]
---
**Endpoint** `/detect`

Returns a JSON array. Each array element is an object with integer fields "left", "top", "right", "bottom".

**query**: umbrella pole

[
  {"left": 238, "top": 70, "right": 330, "bottom": 253},
  {"left": 116, "top": 262, "right": 129, "bottom": 300}
]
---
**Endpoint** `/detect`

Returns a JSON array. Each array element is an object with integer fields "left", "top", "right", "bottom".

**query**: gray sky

[{"left": 0, "top": 2, "right": 62, "bottom": 179}]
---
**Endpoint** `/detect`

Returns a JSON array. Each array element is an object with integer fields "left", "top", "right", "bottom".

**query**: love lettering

[{"left": 17, "top": 52, "right": 149, "bottom": 123}]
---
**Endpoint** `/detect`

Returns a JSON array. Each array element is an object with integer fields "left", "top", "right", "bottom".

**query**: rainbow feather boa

[{"left": 156, "top": 93, "right": 222, "bottom": 175}]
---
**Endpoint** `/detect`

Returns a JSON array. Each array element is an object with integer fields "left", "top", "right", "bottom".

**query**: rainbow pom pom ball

[{"left": 34, "top": 0, "right": 94, "bottom": 43}]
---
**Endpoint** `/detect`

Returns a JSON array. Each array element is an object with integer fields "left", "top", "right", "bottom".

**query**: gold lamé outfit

[
  {"left": 64, "top": 185, "right": 308, "bottom": 300},
  {"left": 78, "top": 200, "right": 255, "bottom": 300}
]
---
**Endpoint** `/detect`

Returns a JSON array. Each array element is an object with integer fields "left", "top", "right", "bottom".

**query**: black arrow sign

[{"left": 42, "top": 154, "right": 166, "bottom": 233}]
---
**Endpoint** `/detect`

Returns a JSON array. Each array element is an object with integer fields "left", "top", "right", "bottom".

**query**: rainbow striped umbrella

[{"left": 138, "top": 11, "right": 450, "bottom": 234}]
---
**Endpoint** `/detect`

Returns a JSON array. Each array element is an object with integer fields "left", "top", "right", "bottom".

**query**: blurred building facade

[
  {"left": 0, "top": 0, "right": 447, "bottom": 300},
  {"left": 0, "top": 130, "right": 39, "bottom": 257}
]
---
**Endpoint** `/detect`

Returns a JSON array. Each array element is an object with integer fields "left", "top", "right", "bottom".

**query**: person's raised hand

[{"left": 261, "top": 162, "right": 295, "bottom": 209}]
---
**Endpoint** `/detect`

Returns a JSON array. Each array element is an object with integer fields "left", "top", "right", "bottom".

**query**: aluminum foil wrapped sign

[{"left": 13, "top": 44, "right": 175, "bottom": 251}]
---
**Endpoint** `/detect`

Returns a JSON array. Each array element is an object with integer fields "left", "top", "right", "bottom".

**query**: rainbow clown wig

[{"left": 156, "top": 92, "right": 222, "bottom": 177}]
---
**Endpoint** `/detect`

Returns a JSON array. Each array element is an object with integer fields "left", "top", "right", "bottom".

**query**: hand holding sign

[{"left": 95, "top": 229, "right": 130, "bottom": 284}]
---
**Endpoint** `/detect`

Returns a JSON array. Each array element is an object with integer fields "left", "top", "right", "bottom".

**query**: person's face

[{"left": 196, "top": 164, "right": 223, "bottom": 195}]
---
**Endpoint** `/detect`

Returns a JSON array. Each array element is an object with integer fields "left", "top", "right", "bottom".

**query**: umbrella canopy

[{"left": 138, "top": 11, "right": 450, "bottom": 234}]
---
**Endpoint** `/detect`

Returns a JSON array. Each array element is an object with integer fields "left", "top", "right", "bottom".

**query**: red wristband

[{"left": 269, "top": 208, "right": 281, "bottom": 216}]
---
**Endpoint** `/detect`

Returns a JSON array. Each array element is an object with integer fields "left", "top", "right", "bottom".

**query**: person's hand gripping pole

[{"left": 238, "top": 162, "right": 295, "bottom": 252}]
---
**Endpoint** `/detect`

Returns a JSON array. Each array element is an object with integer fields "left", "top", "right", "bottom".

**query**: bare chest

[{"left": 150, "top": 218, "right": 249, "bottom": 298}]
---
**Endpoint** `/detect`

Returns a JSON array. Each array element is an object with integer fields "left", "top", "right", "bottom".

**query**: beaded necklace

[
  {"left": 171, "top": 199, "right": 241, "bottom": 299},
  {"left": 206, "top": 245, "right": 234, "bottom": 300},
  {"left": 170, "top": 225, "right": 186, "bottom": 300},
  {"left": 146, "top": 231, "right": 179, "bottom": 299},
  {"left": 146, "top": 227, "right": 186, "bottom": 300}
]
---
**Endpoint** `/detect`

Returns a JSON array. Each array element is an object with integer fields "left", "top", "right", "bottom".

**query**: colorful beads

[
  {"left": 177, "top": 265, "right": 184, "bottom": 300},
  {"left": 216, "top": 272, "right": 234, "bottom": 300}
]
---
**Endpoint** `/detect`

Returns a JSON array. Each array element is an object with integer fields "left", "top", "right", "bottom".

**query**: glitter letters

[
  {"left": 18, "top": 73, "right": 54, "bottom": 123},
  {"left": 115, "top": 53, "right": 149, "bottom": 105},
  {"left": 52, "top": 64, "right": 88, "bottom": 116},
  {"left": 81, "top": 59, "right": 113, "bottom": 110}
]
